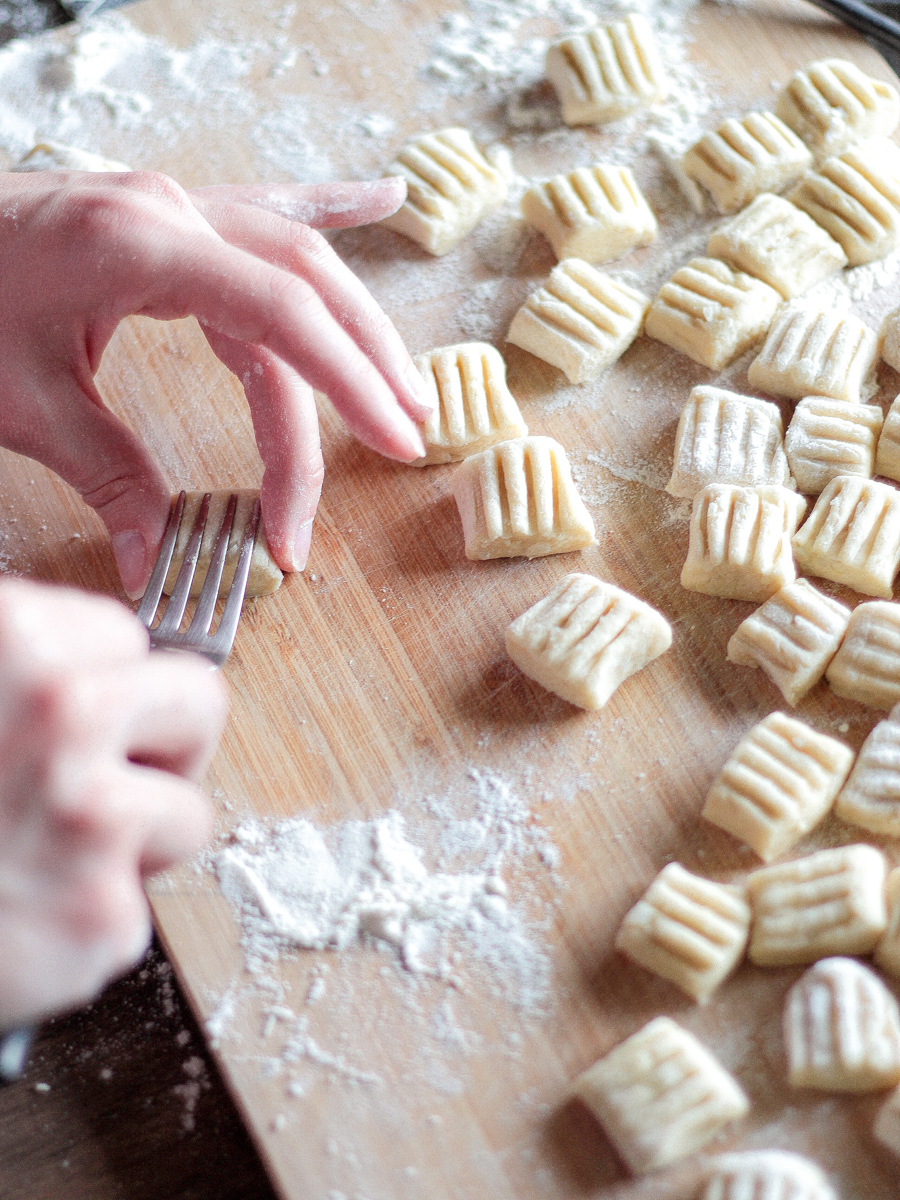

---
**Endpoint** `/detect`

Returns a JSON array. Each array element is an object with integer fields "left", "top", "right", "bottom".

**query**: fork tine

[
  {"left": 155, "top": 492, "right": 211, "bottom": 638},
  {"left": 136, "top": 491, "right": 185, "bottom": 626},
  {"left": 191, "top": 493, "right": 238, "bottom": 636},
  {"left": 203, "top": 498, "right": 261, "bottom": 664}
]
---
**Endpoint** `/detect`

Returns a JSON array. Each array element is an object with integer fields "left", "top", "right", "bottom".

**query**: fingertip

[{"left": 112, "top": 530, "right": 150, "bottom": 601}]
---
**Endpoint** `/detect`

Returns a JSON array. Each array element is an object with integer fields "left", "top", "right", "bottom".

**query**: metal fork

[{"left": 136, "top": 490, "right": 261, "bottom": 668}]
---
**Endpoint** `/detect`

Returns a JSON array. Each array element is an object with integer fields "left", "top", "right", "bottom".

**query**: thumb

[{"left": 6, "top": 377, "right": 170, "bottom": 599}]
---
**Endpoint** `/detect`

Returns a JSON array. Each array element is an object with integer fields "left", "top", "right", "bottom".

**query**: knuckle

[
  {"left": 115, "top": 169, "right": 191, "bottom": 213},
  {"left": 286, "top": 221, "right": 329, "bottom": 259}
]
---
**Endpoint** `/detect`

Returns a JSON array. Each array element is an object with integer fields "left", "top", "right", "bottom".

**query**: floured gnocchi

[
  {"left": 827, "top": 601, "right": 900, "bottom": 709},
  {"left": 793, "top": 476, "right": 900, "bottom": 598},
  {"left": 380, "top": 127, "right": 507, "bottom": 256},
  {"left": 412, "top": 343, "right": 527, "bottom": 465},
  {"left": 667, "top": 386, "right": 791, "bottom": 500},
  {"left": 682, "top": 111, "right": 812, "bottom": 213},
  {"left": 775, "top": 57, "right": 900, "bottom": 157},
  {"left": 748, "top": 303, "right": 879, "bottom": 403},
  {"left": 505, "top": 573, "right": 671, "bottom": 710},
  {"left": 572, "top": 1016, "right": 749, "bottom": 1175},
  {"left": 836, "top": 705, "right": 900, "bottom": 837},
  {"left": 701, "top": 712, "right": 853, "bottom": 861},
  {"left": 506, "top": 258, "right": 648, "bottom": 383},
  {"left": 785, "top": 397, "right": 883, "bottom": 494},
  {"left": 784, "top": 957, "right": 900, "bottom": 1091},
  {"left": 545, "top": 14, "right": 667, "bottom": 126},
  {"left": 164, "top": 490, "right": 283, "bottom": 600},
  {"left": 707, "top": 193, "right": 846, "bottom": 300},
  {"left": 681, "top": 484, "right": 806, "bottom": 603},
  {"left": 747, "top": 844, "right": 888, "bottom": 966},
  {"left": 700, "top": 1151, "right": 838, "bottom": 1200},
  {"left": 451, "top": 436, "right": 595, "bottom": 560},
  {"left": 520, "top": 164, "right": 656, "bottom": 263},
  {"left": 615, "top": 863, "right": 750, "bottom": 1003},
  {"left": 645, "top": 258, "right": 781, "bottom": 371},
  {"left": 726, "top": 579, "right": 851, "bottom": 706}
]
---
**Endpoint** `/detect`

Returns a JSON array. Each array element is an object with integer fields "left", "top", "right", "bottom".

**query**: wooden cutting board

[{"left": 4, "top": 0, "right": 900, "bottom": 1195}]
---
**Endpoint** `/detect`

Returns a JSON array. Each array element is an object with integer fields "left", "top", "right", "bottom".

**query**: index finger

[{"left": 190, "top": 177, "right": 407, "bottom": 228}]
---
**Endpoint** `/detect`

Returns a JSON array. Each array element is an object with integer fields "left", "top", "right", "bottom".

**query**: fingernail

[
  {"left": 292, "top": 519, "right": 314, "bottom": 571},
  {"left": 112, "top": 530, "right": 148, "bottom": 601},
  {"left": 405, "top": 361, "right": 435, "bottom": 411}
]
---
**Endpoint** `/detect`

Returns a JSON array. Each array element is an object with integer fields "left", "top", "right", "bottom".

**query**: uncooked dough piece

[
  {"left": 572, "top": 1016, "right": 749, "bottom": 1175},
  {"left": 545, "top": 14, "right": 667, "bottom": 126},
  {"left": 726, "top": 579, "right": 851, "bottom": 706},
  {"left": 506, "top": 258, "right": 648, "bottom": 384},
  {"left": 504, "top": 573, "right": 671, "bottom": 710},
  {"left": 785, "top": 397, "right": 883, "bottom": 494},
  {"left": 784, "top": 957, "right": 900, "bottom": 1092},
  {"left": 163, "top": 490, "right": 282, "bottom": 600},
  {"left": 827, "top": 601, "right": 900, "bottom": 710},
  {"left": 836, "top": 707, "right": 900, "bottom": 837},
  {"left": 615, "top": 863, "right": 750, "bottom": 1003},
  {"left": 682, "top": 111, "right": 812, "bottom": 214},
  {"left": 701, "top": 711, "right": 852, "bottom": 861},
  {"left": 788, "top": 136, "right": 900, "bottom": 266},
  {"left": 747, "top": 844, "right": 888, "bottom": 966},
  {"left": 379, "top": 128, "right": 507, "bottom": 256},
  {"left": 776, "top": 58, "right": 900, "bottom": 159},
  {"left": 748, "top": 303, "right": 878, "bottom": 404},
  {"left": 700, "top": 1151, "right": 838, "bottom": 1200},
  {"left": 452, "top": 436, "right": 595, "bottom": 560},
  {"left": 792, "top": 475, "right": 900, "bottom": 598},
  {"left": 645, "top": 258, "right": 781, "bottom": 371},
  {"left": 707, "top": 193, "right": 847, "bottom": 300},
  {"left": 12, "top": 140, "right": 131, "bottom": 172},
  {"left": 681, "top": 484, "right": 806, "bottom": 603},
  {"left": 875, "top": 391, "right": 900, "bottom": 482},
  {"left": 875, "top": 1084, "right": 900, "bottom": 1156},
  {"left": 876, "top": 868, "right": 900, "bottom": 979},
  {"left": 412, "top": 342, "right": 527, "bottom": 465},
  {"left": 667, "top": 386, "right": 791, "bottom": 500},
  {"left": 520, "top": 164, "right": 657, "bottom": 263}
]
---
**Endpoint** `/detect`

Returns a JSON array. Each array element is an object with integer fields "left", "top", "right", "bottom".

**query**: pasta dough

[
  {"left": 504, "top": 573, "right": 671, "bottom": 710},
  {"left": 572, "top": 1017, "right": 749, "bottom": 1175},
  {"left": 451, "top": 436, "right": 595, "bottom": 560},
  {"left": 785, "top": 397, "right": 883, "bottom": 494},
  {"left": 681, "top": 484, "right": 806, "bottom": 603},
  {"left": 747, "top": 844, "right": 888, "bottom": 966},
  {"left": 875, "top": 390, "right": 900, "bottom": 482},
  {"left": 775, "top": 58, "right": 900, "bottom": 157},
  {"left": 875, "top": 1085, "right": 900, "bottom": 1157},
  {"left": 707, "top": 193, "right": 847, "bottom": 300},
  {"left": 506, "top": 258, "right": 648, "bottom": 383},
  {"left": 163, "top": 490, "right": 282, "bottom": 600},
  {"left": 748, "top": 303, "right": 878, "bottom": 404},
  {"left": 726, "top": 579, "right": 851, "bottom": 706},
  {"left": 701, "top": 711, "right": 853, "bottom": 861},
  {"left": 12, "top": 141, "right": 131, "bottom": 172},
  {"left": 792, "top": 476, "right": 900, "bottom": 598},
  {"left": 667, "top": 386, "right": 792, "bottom": 500},
  {"left": 876, "top": 867, "right": 900, "bottom": 978},
  {"left": 412, "top": 342, "right": 527, "bottom": 465},
  {"left": 682, "top": 111, "right": 812, "bottom": 213},
  {"left": 520, "top": 164, "right": 657, "bottom": 263},
  {"left": 784, "top": 957, "right": 900, "bottom": 1091},
  {"left": 836, "top": 706, "right": 900, "bottom": 837},
  {"left": 615, "top": 863, "right": 750, "bottom": 1003},
  {"left": 788, "top": 136, "right": 900, "bottom": 266},
  {"left": 826, "top": 601, "right": 900, "bottom": 709},
  {"left": 380, "top": 128, "right": 507, "bottom": 256},
  {"left": 701, "top": 1151, "right": 838, "bottom": 1200},
  {"left": 645, "top": 258, "right": 781, "bottom": 371},
  {"left": 545, "top": 15, "right": 667, "bottom": 126}
]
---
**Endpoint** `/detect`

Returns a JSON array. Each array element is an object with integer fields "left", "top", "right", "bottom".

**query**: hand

[
  {"left": 0, "top": 171, "right": 430, "bottom": 598},
  {"left": 0, "top": 578, "right": 227, "bottom": 1028}
]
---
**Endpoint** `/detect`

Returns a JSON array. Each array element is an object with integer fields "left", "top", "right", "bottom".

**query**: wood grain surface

[{"left": 4, "top": 1, "right": 900, "bottom": 1197}]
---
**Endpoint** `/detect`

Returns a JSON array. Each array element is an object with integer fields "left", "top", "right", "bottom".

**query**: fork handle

[
  {"left": 802, "top": 0, "right": 900, "bottom": 57},
  {"left": 0, "top": 1027, "right": 33, "bottom": 1083}
]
